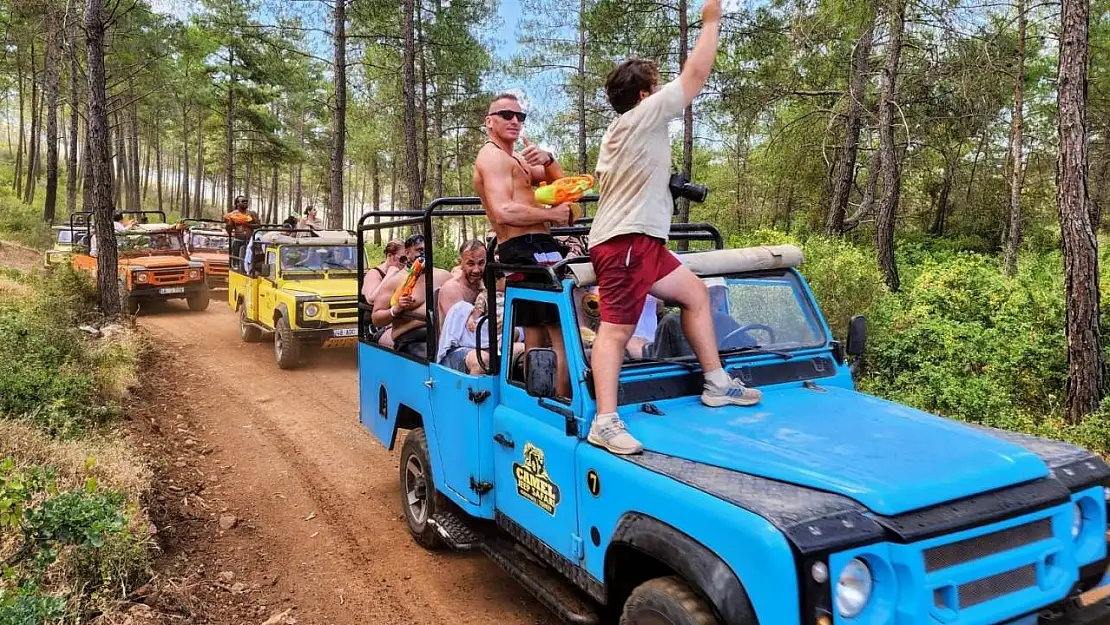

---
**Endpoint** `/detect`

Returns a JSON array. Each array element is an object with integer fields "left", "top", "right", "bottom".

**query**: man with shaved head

[{"left": 473, "top": 92, "right": 575, "bottom": 397}]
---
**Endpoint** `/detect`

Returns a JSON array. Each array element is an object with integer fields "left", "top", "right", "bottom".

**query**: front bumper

[
  {"left": 129, "top": 282, "right": 208, "bottom": 300},
  {"left": 290, "top": 325, "right": 358, "bottom": 348}
]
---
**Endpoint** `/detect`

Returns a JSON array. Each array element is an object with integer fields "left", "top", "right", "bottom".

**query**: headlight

[
  {"left": 135, "top": 272, "right": 149, "bottom": 283},
  {"left": 1072, "top": 502, "right": 1085, "bottom": 540},
  {"left": 188, "top": 269, "right": 200, "bottom": 280},
  {"left": 304, "top": 303, "right": 320, "bottom": 318},
  {"left": 836, "top": 558, "right": 873, "bottom": 618}
]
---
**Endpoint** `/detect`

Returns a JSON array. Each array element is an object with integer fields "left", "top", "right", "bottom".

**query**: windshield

[
  {"left": 190, "top": 233, "right": 229, "bottom": 251},
  {"left": 575, "top": 270, "right": 825, "bottom": 364},
  {"left": 56, "top": 229, "right": 74, "bottom": 244},
  {"left": 117, "top": 232, "right": 185, "bottom": 254},
  {"left": 279, "top": 245, "right": 357, "bottom": 272}
]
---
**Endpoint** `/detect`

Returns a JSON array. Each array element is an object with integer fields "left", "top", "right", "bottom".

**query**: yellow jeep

[
  {"left": 228, "top": 228, "right": 361, "bottom": 369},
  {"left": 44, "top": 224, "right": 85, "bottom": 267}
]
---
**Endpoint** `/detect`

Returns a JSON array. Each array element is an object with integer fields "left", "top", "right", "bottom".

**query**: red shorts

[{"left": 589, "top": 234, "right": 681, "bottom": 325}]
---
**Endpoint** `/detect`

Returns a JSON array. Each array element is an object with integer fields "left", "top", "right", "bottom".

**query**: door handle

[{"left": 493, "top": 433, "right": 514, "bottom": 449}]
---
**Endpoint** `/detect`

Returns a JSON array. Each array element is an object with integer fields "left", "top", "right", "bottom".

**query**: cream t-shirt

[{"left": 591, "top": 80, "right": 687, "bottom": 246}]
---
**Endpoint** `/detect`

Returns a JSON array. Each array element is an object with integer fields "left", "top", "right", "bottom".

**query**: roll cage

[{"left": 354, "top": 195, "right": 723, "bottom": 375}]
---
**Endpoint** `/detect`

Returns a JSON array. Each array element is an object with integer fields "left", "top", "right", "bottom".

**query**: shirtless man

[
  {"left": 473, "top": 92, "right": 575, "bottom": 397},
  {"left": 371, "top": 253, "right": 451, "bottom": 360},
  {"left": 225, "top": 196, "right": 262, "bottom": 271},
  {"left": 437, "top": 240, "right": 486, "bottom": 332}
]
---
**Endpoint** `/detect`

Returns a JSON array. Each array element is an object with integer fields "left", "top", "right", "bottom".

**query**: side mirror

[
  {"left": 847, "top": 315, "right": 867, "bottom": 358},
  {"left": 525, "top": 348, "right": 558, "bottom": 399}
]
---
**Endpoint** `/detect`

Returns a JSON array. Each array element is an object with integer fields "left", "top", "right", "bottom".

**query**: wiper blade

[
  {"left": 628, "top": 355, "right": 700, "bottom": 370},
  {"left": 723, "top": 345, "right": 793, "bottom": 360}
]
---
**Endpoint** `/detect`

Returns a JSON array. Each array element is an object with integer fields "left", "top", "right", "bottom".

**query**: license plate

[
  {"left": 159, "top": 287, "right": 186, "bottom": 294},
  {"left": 332, "top": 327, "right": 358, "bottom": 337}
]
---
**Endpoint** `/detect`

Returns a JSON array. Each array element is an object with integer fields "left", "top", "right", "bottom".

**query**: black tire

[
  {"left": 239, "top": 302, "right": 262, "bottom": 343},
  {"left": 620, "top": 577, "right": 720, "bottom": 625},
  {"left": 398, "top": 428, "right": 446, "bottom": 550},
  {"left": 119, "top": 281, "right": 140, "bottom": 316},
  {"left": 187, "top": 284, "right": 210, "bottom": 311},
  {"left": 274, "top": 315, "right": 302, "bottom": 369}
]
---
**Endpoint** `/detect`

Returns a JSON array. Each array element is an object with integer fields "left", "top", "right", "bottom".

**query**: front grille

[
  {"left": 151, "top": 268, "right": 186, "bottom": 285},
  {"left": 958, "top": 564, "right": 1037, "bottom": 609},
  {"left": 207, "top": 263, "right": 228, "bottom": 276},
  {"left": 327, "top": 301, "right": 358, "bottom": 322},
  {"left": 924, "top": 518, "right": 1053, "bottom": 572}
]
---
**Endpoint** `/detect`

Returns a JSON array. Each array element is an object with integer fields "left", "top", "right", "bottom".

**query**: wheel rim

[
  {"left": 404, "top": 455, "right": 429, "bottom": 525},
  {"left": 275, "top": 326, "right": 284, "bottom": 359},
  {"left": 240, "top": 307, "right": 249, "bottom": 337}
]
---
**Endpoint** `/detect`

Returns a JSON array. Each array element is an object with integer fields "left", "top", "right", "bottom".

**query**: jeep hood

[
  {"left": 119, "top": 255, "right": 190, "bottom": 269},
  {"left": 284, "top": 278, "right": 357, "bottom": 299},
  {"left": 630, "top": 385, "right": 1049, "bottom": 516}
]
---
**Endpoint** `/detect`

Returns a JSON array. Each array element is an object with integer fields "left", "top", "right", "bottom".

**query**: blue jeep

[{"left": 355, "top": 198, "right": 1110, "bottom": 625}]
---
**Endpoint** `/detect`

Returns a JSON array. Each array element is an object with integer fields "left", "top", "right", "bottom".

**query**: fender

[
  {"left": 274, "top": 303, "right": 290, "bottom": 326},
  {"left": 608, "top": 513, "right": 758, "bottom": 624}
]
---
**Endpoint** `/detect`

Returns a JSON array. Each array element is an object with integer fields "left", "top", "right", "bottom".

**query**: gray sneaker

[
  {"left": 701, "top": 378, "right": 762, "bottom": 407},
  {"left": 588, "top": 414, "right": 644, "bottom": 455}
]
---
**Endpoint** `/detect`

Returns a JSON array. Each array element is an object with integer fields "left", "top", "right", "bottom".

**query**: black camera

[{"left": 669, "top": 172, "right": 708, "bottom": 203}]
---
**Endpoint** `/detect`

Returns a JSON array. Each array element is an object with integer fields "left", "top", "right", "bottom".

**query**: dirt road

[{"left": 137, "top": 299, "right": 554, "bottom": 625}]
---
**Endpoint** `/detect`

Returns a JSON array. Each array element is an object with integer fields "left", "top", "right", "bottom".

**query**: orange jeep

[
  {"left": 182, "top": 219, "right": 230, "bottom": 290},
  {"left": 70, "top": 211, "right": 210, "bottom": 315}
]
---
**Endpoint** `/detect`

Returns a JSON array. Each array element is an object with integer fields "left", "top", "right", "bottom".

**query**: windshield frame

[
  {"left": 277, "top": 244, "right": 359, "bottom": 277},
  {"left": 115, "top": 231, "right": 187, "bottom": 256},
  {"left": 575, "top": 268, "right": 830, "bottom": 371}
]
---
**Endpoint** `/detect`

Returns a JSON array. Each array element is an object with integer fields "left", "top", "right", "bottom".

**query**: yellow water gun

[
  {"left": 535, "top": 175, "right": 593, "bottom": 223},
  {"left": 391, "top": 258, "right": 424, "bottom": 308}
]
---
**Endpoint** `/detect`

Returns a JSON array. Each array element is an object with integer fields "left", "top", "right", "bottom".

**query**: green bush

[{"left": 0, "top": 186, "right": 53, "bottom": 251}]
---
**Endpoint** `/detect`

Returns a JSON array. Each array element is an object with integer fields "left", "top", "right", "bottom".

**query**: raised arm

[
  {"left": 476, "top": 148, "right": 570, "bottom": 227},
  {"left": 679, "top": 0, "right": 722, "bottom": 104}
]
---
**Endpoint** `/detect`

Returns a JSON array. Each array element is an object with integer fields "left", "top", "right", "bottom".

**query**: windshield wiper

[
  {"left": 627, "top": 355, "right": 700, "bottom": 370},
  {"left": 722, "top": 345, "right": 793, "bottom": 360}
]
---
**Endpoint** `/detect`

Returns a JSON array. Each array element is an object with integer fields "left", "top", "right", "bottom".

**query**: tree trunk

[
  {"left": 875, "top": 0, "right": 905, "bottom": 292},
  {"left": 577, "top": 0, "right": 588, "bottom": 174},
  {"left": 675, "top": 0, "right": 693, "bottom": 250},
  {"left": 1003, "top": 0, "right": 1027, "bottom": 277},
  {"left": 25, "top": 42, "right": 40, "bottom": 205},
  {"left": 156, "top": 129, "right": 163, "bottom": 212},
  {"left": 128, "top": 89, "right": 140, "bottom": 211},
  {"left": 329, "top": 0, "right": 347, "bottom": 229},
  {"left": 371, "top": 152, "right": 381, "bottom": 245},
  {"left": 928, "top": 154, "right": 956, "bottom": 236},
  {"left": 826, "top": 7, "right": 875, "bottom": 236},
  {"left": 402, "top": 0, "right": 422, "bottom": 210},
  {"left": 44, "top": 3, "right": 61, "bottom": 223},
  {"left": 114, "top": 109, "right": 125, "bottom": 207},
  {"left": 143, "top": 130, "right": 151, "bottom": 201},
  {"left": 194, "top": 129, "right": 204, "bottom": 217},
  {"left": 182, "top": 105, "right": 191, "bottom": 218},
  {"left": 85, "top": 0, "right": 120, "bottom": 315},
  {"left": 66, "top": 67, "right": 78, "bottom": 215},
  {"left": 418, "top": 0, "right": 430, "bottom": 196},
  {"left": 1058, "top": 0, "right": 1104, "bottom": 423},
  {"left": 14, "top": 53, "right": 25, "bottom": 196},
  {"left": 433, "top": 0, "right": 444, "bottom": 201},
  {"left": 225, "top": 50, "right": 235, "bottom": 213},
  {"left": 269, "top": 165, "right": 279, "bottom": 223}
]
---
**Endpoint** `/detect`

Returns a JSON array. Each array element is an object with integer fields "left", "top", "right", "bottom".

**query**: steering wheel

[{"left": 721, "top": 323, "right": 776, "bottom": 348}]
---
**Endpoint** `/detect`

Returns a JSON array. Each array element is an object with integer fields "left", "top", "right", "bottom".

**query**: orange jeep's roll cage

[{"left": 354, "top": 195, "right": 723, "bottom": 375}]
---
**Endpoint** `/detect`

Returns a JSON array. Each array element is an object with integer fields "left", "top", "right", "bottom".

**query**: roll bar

[{"left": 354, "top": 195, "right": 723, "bottom": 374}]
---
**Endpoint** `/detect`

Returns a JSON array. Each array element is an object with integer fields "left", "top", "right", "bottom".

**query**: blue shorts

[{"left": 441, "top": 346, "right": 472, "bottom": 373}]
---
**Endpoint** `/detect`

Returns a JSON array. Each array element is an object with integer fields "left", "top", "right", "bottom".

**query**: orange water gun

[
  {"left": 391, "top": 258, "right": 424, "bottom": 307},
  {"left": 224, "top": 211, "right": 255, "bottom": 225},
  {"left": 535, "top": 175, "right": 593, "bottom": 222}
]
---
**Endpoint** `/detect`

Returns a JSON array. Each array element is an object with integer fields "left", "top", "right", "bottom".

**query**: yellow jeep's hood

[
  {"left": 284, "top": 278, "right": 357, "bottom": 299},
  {"left": 119, "top": 255, "right": 192, "bottom": 269}
]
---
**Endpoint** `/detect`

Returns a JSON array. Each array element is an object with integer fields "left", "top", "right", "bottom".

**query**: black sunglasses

[{"left": 490, "top": 109, "right": 527, "bottom": 123}]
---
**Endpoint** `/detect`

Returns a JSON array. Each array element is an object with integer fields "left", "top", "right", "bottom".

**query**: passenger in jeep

[
  {"left": 436, "top": 239, "right": 487, "bottom": 332},
  {"left": 362, "top": 239, "right": 405, "bottom": 304},
  {"left": 587, "top": 0, "right": 760, "bottom": 456},
  {"left": 225, "top": 196, "right": 262, "bottom": 270},
  {"left": 473, "top": 91, "right": 576, "bottom": 398},
  {"left": 370, "top": 253, "right": 451, "bottom": 360}
]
